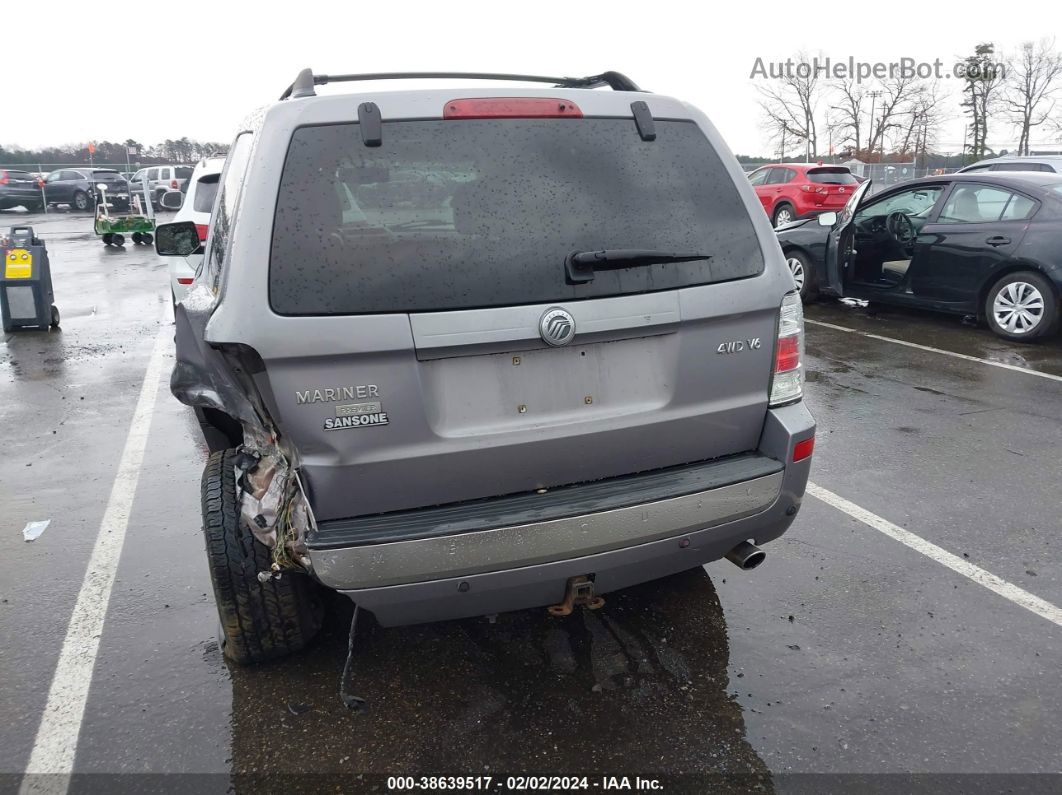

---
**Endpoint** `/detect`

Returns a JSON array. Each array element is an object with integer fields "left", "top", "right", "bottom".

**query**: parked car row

[{"left": 0, "top": 164, "right": 194, "bottom": 213}]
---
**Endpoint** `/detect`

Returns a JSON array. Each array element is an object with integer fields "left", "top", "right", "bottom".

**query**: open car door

[{"left": 822, "top": 179, "right": 873, "bottom": 296}]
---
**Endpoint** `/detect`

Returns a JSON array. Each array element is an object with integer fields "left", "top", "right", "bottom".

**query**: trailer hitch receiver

[{"left": 548, "top": 575, "right": 605, "bottom": 617}]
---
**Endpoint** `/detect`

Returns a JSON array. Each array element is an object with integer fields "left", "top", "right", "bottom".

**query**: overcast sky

[{"left": 4, "top": 0, "right": 1060, "bottom": 156}]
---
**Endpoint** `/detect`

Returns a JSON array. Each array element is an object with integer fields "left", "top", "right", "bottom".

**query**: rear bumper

[{"left": 308, "top": 402, "right": 814, "bottom": 626}]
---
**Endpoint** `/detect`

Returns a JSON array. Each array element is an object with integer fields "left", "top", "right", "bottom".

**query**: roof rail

[{"left": 279, "top": 69, "right": 642, "bottom": 100}]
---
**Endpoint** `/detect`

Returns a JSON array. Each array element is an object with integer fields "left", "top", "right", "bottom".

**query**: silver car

[
  {"left": 958, "top": 155, "right": 1062, "bottom": 174},
  {"left": 154, "top": 70, "right": 816, "bottom": 664}
]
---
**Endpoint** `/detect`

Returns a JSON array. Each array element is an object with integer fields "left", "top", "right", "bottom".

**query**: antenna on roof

[{"left": 289, "top": 68, "right": 317, "bottom": 99}]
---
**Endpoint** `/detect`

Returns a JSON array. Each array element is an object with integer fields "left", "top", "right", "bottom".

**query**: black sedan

[
  {"left": 776, "top": 172, "right": 1062, "bottom": 341},
  {"left": 42, "top": 168, "right": 131, "bottom": 212}
]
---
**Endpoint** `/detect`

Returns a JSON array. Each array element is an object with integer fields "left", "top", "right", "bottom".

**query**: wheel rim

[
  {"left": 75, "top": 193, "right": 87, "bottom": 210},
  {"left": 786, "top": 257, "right": 806, "bottom": 290},
  {"left": 775, "top": 208, "right": 793, "bottom": 226},
  {"left": 993, "top": 281, "right": 1045, "bottom": 334}
]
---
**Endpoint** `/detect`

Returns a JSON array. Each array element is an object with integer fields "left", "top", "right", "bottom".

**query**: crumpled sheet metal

[
  {"left": 237, "top": 449, "right": 312, "bottom": 566},
  {"left": 172, "top": 283, "right": 312, "bottom": 567},
  {"left": 170, "top": 283, "right": 262, "bottom": 432}
]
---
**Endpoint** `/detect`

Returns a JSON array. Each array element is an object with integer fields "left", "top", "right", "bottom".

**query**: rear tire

[
  {"left": 984, "top": 271, "right": 1059, "bottom": 342},
  {"left": 784, "top": 249, "right": 818, "bottom": 302},
  {"left": 201, "top": 449, "right": 325, "bottom": 664},
  {"left": 773, "top": 203, "right": 796, "bottom": 227},
  {"left": 72, "top": 191, "right": 90, "bottom": 212}
]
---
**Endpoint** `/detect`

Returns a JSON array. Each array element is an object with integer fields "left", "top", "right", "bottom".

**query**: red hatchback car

[{"left": 747, "top": 164, "right": 858, "bottom": 227}]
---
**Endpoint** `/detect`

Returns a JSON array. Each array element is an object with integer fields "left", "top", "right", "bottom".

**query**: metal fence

[{"left": 0, "top": 163, "right": 133, "bottom": 174}]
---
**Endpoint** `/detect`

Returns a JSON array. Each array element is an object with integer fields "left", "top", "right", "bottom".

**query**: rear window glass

[
  {"left": 92, "top": 170, "right": 120, "bottom": 178},
  {"left": 269, "top": 118, "right": 764, "bottom": 315},
  {"left": 193, "top": 174, "right": 219, "bottom": 212},
  {"left": 807, "top": 168, "right": 857, "bottom": 184},
  {"left": 176, "top": 167, "right": 193, "bottom": 179},
  {"left": 993, "top": 163, "right": 1051, "bottom": 172}
]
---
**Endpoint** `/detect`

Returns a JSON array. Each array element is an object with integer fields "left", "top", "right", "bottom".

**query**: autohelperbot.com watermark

[{"left": 750, "top": 55, "right": 1005, "bottom": 83}]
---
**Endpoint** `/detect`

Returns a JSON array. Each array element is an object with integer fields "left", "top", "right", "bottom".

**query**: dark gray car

[
  {"left": 43, "top": 168, "right": 130, "bottom": 211},
  {"left": 0, "top": 169, "right": 44, "bottom": 211},
  {"left": 154, "top": 70, "right": 816, "bottom": 664}
]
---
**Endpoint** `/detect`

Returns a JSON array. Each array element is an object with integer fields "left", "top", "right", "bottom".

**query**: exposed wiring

[{"left": 339, "top": 605, "right": 366, "bottom": 710}]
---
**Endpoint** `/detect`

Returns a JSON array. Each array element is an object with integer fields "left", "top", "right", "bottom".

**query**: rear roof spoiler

[{"left": 279, "top": 69, "right": 643, "bottom": 100}]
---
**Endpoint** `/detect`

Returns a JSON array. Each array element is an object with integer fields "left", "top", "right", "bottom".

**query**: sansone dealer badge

[{"left": 324, "top": 401, "right": 389, "bottom": 431}]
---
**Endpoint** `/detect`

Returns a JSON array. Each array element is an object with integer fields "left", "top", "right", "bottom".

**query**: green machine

[
  {"left": 1, "top": 225, "right": 59, "bottom": 332},
  {"left": 93, "top": 182, "right": 155, "bottom": 246}
]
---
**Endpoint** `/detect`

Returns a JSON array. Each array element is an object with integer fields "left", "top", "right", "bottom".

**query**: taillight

[
  {"left": 800, "top": 184, "right": 827, "bottom": 193},
  {"left": 0, "top": 171, "right": 8, "bottom": 185},
  {"left": 769, "top": 292, "right": 804, "bottom": 406},
  {"left": 443, "top": 98, "right": 583, "bottom": 119},
  {"left": 195, "top": 224, "right": 208, "bottom": 241},
  {"left": 170, "top": 179, "right": 179, "bottom": 189}
]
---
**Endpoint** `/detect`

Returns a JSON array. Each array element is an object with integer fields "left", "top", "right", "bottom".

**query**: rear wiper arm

[{"left": 565, "top": 249, "right": 711, "bottom": 284}]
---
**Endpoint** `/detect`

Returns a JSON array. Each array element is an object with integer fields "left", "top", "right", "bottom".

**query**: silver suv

[
  {"left": 154, "top": 70, "right": 816, "bottom": 664},
  {"left": 128, "top": 164, "right": 193, "bottom": 208}
]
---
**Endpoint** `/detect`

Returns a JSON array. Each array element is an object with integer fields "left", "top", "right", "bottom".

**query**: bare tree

[
  {"left": 757, "top": 52, "right": 824, "bottom": 160},
  {"left": 895, "top": 81, "right": 948, "bottom": 163},
  {"left": 960, "top": 43, "right": 1006, "bottom": 159},
  {"left": 830, "top": 77, "right": 865, "bottom": 155},
  {"left": 1004, "top": 39, "right": 1062, "bottom": 155},
  {"left": 867, "top": 75, "right": 920, "bottom": 157}
]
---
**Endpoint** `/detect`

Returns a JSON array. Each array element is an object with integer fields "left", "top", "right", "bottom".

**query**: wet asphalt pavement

[{"left": 1, "top": 210, "right": 1061, "bottom": 793}]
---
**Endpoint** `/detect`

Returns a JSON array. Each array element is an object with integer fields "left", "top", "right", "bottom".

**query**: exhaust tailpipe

[{"left": 725, "top": 541, "right": 766, "bottom": 570}]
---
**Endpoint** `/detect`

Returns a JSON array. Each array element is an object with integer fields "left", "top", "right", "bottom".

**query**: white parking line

[
  {"left": 805, "top": 318, "right": 1062, "bottom": 384},
  {"left": 20, "top": 330, "right": 168, "bottom": 795},
  {"left": 807, "top": 482, "right": 1062, "bottom": 629}
]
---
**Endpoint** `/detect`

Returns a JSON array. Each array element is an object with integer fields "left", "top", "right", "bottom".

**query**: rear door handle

[{"left": 985, "top": 235, "right": 1011, "bottom": 246}]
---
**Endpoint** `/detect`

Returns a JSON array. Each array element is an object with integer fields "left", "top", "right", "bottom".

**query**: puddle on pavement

[{"left": 226, "top": 569, "right": 773, "bottom": 790}]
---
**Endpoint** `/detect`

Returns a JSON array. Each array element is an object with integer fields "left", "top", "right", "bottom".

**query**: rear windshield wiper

[{"left": 565, "top": 249, "right": 711, "bottom": 284}]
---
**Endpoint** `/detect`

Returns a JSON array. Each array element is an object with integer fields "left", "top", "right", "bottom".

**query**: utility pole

[
  {"left": 867, "top": 90, "right": 883, "bottom": 161},
  {"left": 921, "top": 120, "right": 930, "bottom": 172}
]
